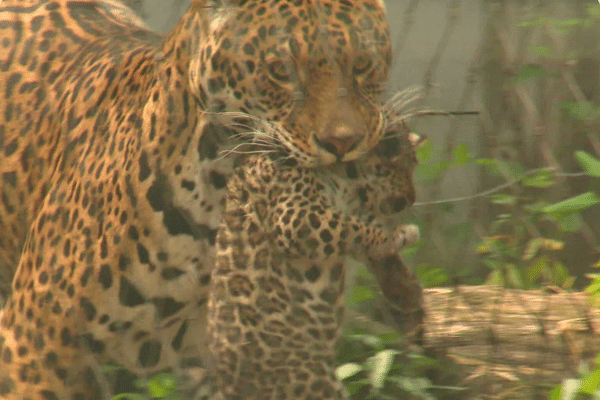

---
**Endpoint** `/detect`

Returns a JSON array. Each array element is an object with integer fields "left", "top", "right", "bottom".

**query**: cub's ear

[{"left": 408, "top": 132, "right": 428, "bottom": 149}]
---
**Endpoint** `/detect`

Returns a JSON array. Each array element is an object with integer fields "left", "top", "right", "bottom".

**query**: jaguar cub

[{"left": 208, "top": 128, "right": 424, "bottom": 399}]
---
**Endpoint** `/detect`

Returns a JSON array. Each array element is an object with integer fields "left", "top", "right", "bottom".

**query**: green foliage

[
  {"left": 544, "top": 192, "right": 600, "bottom": 216},
  {"left": 542, "top": 152, "right": 600, "bottom": 233},
  {"left": 585, "top": 256, "right": 600, "bottom": 306},
  {"left": 560, "top": 101, "right": 600, "bottom": 121},
  {"left": 473, "top": 150, "right": 600, "bottom": 289},
  {"left": 416, "top": 139, "right": 434, "bottom": 163},
  {"left": 519, "top": 5, "right": 600, "bottom": 32},
  {"left": 342, "top": 258, "right": 456, "bottom": 399},
  {"left": 111, "top": 373, "right": 180, "bottom": 400},
  {"left": 336, "top": 331, "right": 464, "bottom": 400},
  {"left": 515, "top": 64, "right": 550, "bottom": 82},
  {"left": 473, "top": 160, "right": 575, "bottom": 289},
  {"left": 549, "top": 151, "right": 600, "bottom": 399},
  {"left": 551, "top": 274, "right": 600, "bottom": 399},
  {"left": 576, "top": 151, "right": 600, "bottom": 178},
  {"left": 415, "top": 264, "right": 449, "bottom": 288},
  {"left": 549, "top": 354, "right": 600, "bottom": 399},
  {"left": 521, "top": 169, "right": 555, "bottom": 188},
  {"left": 350, "top": 284, "right": 377, "bottom": 303},
  {"left": 451, "top": 143, "right": 472, "bottom": 166}
]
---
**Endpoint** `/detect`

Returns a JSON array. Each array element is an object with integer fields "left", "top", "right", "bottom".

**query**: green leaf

[
  {"left": 452, "top": 143, "right": 472, "bottom": 165},
  {"left": 575, "top": 151, "right": 600, "bottom": 177},
  {"left": 548, "top": 385, "right": 562, "bottom": 400},
  {"left": 560, "top": 101, "right": 598, "bottom": 121},
  {"left": 523, "top": 238, "right": 542, "bottom": 260},
  {"left": 522, "top": 169, "right": 555, "bottom": 188},
  {"left": 416, "top": 264, "right": 449, "bottom": 287},
  {"left": 544, "top": 192, "right": 600, "bottom": 215},
  {"left": 416, "top": 140, "right": 433, "bottom": 163},
  {"left": 350, "top": 333, "right": 383, "bottom": 349},
  {"left": 476, "top": 158, "right": 501, "bottom": 176},
  {"left": 349, "top": 285, "right": 376, "bottom": 304},
  {"left": 553, "top": 261, "right": 575, "bottom": 288},
  {"left": 581, "top": 375, "right": 600, "bottom": 396},
  {"left": 516, "top": 64, "right": 548, "bottom": 81},
  {"left": 343, "top": 380, "right": 368, "bottom": 395},
  {"left": 416, "top": 160, "right": 449, "bottom": 183},
  {"left": 485, "top": 269, "right": 505, "bottom": 286},
  {"left": 147, "top": 373, "right": 177, "bottom": 398},
  {"left": 476, "top": 236, "right": 498, "bottom": 254},
  {"left": 523, "top": 201, "right": 551, "bottom": 213},
  {"left": 486, "top": 159, "right": 525, "bottom": 180},
  {"left": 482, "top": 258, "right": 501, "bottom": 271},
  {"left": 111, "top": 395, "right": 147, "bottom": 400},
  {"left": 377, "top": 332, "right": 401, "bottom": 342},
  {"left": 586, "top": 276, "right": 600, "bottom": 289},
  {"left": 336, "top": 363, "right": 363, "bottom": 380},
  {"left": 369, "top": 350, "right": 398, "bottom": 389},
  {"left": 489, "top": 194, "right": 517, "bottom": 205},
  {"left": 553, "top": 212, "right": 584, "bottom": 233},
  {"left": 526, "top": 256, "right": 549, "bottom": 285},
  {"left": 585, "top": 277, "right": 600, "bottom": 297},
  {"left": 505, "top": 263, "right": 524, "bottom": 288},
  {"left": 389, "top": 376, "right": 435, "bottom": 398}
]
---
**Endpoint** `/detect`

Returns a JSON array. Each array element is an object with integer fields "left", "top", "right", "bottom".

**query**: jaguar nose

[{"left": 313, "top": 134, "right": 360, "bottom": 159}]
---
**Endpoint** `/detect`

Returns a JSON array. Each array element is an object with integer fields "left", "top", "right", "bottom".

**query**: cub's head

[
  {"left": 342, "top": 123, "right": 426, "bottom": 219},
  {"left": 187, "top": 0, "right": 392, "bottom": 167}
]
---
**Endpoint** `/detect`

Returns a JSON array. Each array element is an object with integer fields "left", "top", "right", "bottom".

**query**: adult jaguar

[
  {"left": 0, "top": 0, "right": 413, "bottom": 399},
  {"left": 209, "top": 127, "right": 424, "bottom": 399}
]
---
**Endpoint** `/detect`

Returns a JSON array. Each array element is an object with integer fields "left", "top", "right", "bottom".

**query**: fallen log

[
  {"left": 347, "top": 284, "right": 600, "bottom": 399},
  {"left": 422, "top": 286, "right": 599, "bottom": 398}
]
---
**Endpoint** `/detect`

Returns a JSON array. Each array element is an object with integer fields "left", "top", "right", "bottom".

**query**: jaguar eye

[
  {"left": 352, "top": 55, "right": 373, "bottom": 76},
  {"left": 268, "top": 60, "right": 292, "bottom": 82}
]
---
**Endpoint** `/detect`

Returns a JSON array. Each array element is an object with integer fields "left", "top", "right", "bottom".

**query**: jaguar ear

[{"left": 187, "top": 0, "right": 239, "bottom": 33}]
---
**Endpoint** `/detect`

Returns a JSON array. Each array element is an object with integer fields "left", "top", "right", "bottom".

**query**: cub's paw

[
  {"left": 369, "top": 224, "right": 419, "bottom": 259},
  {"left": 396, "top": 224, "right": 419, "bottom": 248}
]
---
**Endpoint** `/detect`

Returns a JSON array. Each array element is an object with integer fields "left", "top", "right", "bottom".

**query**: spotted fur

[
  {"left": 0, "top": 0, "right": 404, "bottom": 398},
  {"left": 208, "top": 127, "right": 424, "bottom": 399}
]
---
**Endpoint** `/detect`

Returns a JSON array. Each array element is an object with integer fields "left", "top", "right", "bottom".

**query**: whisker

[
  {"left": 384, "top": 85, "right": 425, "bottom": 112},
  {"left": 221, "top": 148, "right": 279, "bottom": 156},
  {"left": 216, "top": 146, "right": 280, "bottom": 162},
  {"left": 199, "top": 110, "right": 300, "bottom": 163}
]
